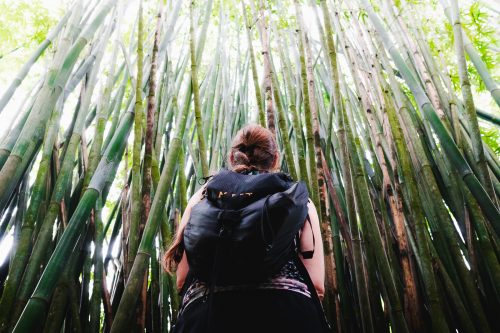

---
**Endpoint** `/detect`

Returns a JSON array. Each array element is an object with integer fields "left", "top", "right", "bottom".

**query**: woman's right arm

[
  {"left": 174, "top": 186, "right": 205, "bottom": 290},
  {"left": 299, "top": 199, "right": 325, "bottom": 300}
]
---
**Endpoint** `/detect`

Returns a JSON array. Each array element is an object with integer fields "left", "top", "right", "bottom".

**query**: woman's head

[
  {"left": 228, "top": 124, "right": 279, "bottom": 172},
  {"left": 163, "top": 124, "right": 278, "bottom": 273}
]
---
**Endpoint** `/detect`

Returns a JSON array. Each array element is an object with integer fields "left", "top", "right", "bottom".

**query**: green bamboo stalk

[
  {"left": 42, "top": 278, "right": 68, "bottom": 333},
  {"left": 109, "top": 64, "right": 191, "bottom": 333},
  {"left": 345, "top": 103, "right": 409, "bottom": 333},
  {"left": 0, "top": 97, "right": 65, "bottom": 332},
  {"left": 435, "top": 253, "right": 477, "bottom": 333},
  {"left": 293, "top": 0, "right": 320, "bottom": 205},
  {"left": 384, "top": 0, "right": 450, "bottom": 125},
  {"left": 67, "top": 267, "right": 82, "bottom": 333},
  {"left": 190, "top": 1, "right": 209, "bottom": 179},
  {"left": 80, "top": 219, "right": 95, "bottom": 329},
  {"left": 360, "top": 0, "right": 499, "bottom": 227},
  {"left": 89, "top": 199, "right": 104, "bottom": 333},
  {"left": 82, "top": 5, "right": 122, "bottom": 192},
  {"left": 294, "top": 3, "right": 339, "bottom": 323},
  {"left": 0, "top": 81, "right": 41, "bottom": 170},
  {"left": 319, "top": 0, "right": 342, "bottom": 166},
  {"left": 128, "top": 0, "right": 145, "bottom": 281},
  {"left": 41, "top": 234, "right": 82, "bottom": 333},
  {"left": 241, "top": 1, "right": 266, "bottom": 128},
  {"left": 11, "top": 21, "right": 113, "bottom": 321},
  {"left": 327, "top": 11, "right": 374, "bottom": 333},
  {"left": 0, "top": 5, "right": 74, "bottom": 113},
  {"left": 0, "top": 0, "right": 114, "bottom": 215},
  {"left": 464, "top": 186, "right": 500, "bottom": 298},
  {"left": 208, "top": 65, "right": 222, "bottom": 174},
  {"left": 383, "top": 86, "right": 451, "bottom": 332},
  {"left": 438, "top": 0, "right": 500, "bottom": 107},
  {"left": 178, "top": 146, "right": 187, "bottom": 214},
  {"left": 276, "top": 30, "right": 309, "bottom": 184},
  {"left": 149, "top": 243, "right": 161, "bottom": 332},
  {"left": 12, "top": 106, "right": 134, "bottom": 333},
  {"left": 374, "top": 12, "right": 495, "bottom": 331},
  {"left": 450, "top": 0, "right": 496, "bottom": 204},
  {"left": 268, "top": 56, "right": 298, "bottom": 180},
  {"left": 303, "top": 28, "right": 327, "bottom": 217},
  {"left": 103, "top": 74, "right": 130, "bottom": 151},
  {"left": 10, "top": 175, "right": 28, "bottom": 264}
]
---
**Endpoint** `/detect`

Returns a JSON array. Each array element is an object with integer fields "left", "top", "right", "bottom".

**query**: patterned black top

[{"left": 179, "top": 258, "right": 310, "bottom": 315}]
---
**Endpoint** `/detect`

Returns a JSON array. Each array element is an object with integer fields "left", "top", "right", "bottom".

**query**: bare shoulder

[
  {"left": 306, "top": 198, "right": 320, "bottom": 220},
  {"left": 307, "top": 198, "right": 317, "bottom": 211},
  {"left": 186, "top": 185, "right": 206, "bottom": 209}
]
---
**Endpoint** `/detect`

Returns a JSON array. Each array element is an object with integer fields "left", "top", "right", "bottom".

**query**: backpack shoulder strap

[{"left": 299, "top": 214, "right": 315, "bottom": 259}]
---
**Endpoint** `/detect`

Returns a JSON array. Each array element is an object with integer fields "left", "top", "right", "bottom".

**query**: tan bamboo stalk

[
  {"left": 352, "top": 13, "right": 423, "bottom": 330},
  {"left": 139, "top": 4, "right": 163, "bottom": 330},
  {"left": 376, "top": 29, "right": 472, "bottom": 332},
  {"left": 375, "top": 61, "right": 423, "bottom": 332},
  {"left": 252, "top": 0, "right": 275, "bottom": 135},
  {"left": 303, "top": 27, "right": 328, "bottom": 220}
]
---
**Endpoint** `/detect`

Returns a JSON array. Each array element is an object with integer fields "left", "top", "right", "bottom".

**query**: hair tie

[{"left": 238, "top": 144, "right": 256, "bottom": 154}]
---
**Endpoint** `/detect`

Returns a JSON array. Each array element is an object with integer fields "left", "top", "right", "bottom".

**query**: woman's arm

[
  {"left": 175, "top": 186, "right": 205, "bottom": 290},
  {"left": 299, "top": 199, "right": 325, "bottom": 300}
]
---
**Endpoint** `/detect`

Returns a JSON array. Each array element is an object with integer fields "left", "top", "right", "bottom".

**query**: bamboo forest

[{"left": 0, "top": 0, "right": 499, "bottom": 332}]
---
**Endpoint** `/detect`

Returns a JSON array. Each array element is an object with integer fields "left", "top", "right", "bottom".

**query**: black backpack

[{"left": 183, "top": 168, "right": 310, "bottom": 285}]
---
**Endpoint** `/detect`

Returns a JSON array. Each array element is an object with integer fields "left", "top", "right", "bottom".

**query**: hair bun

[
  {"left": 228, "top": 124, "right": 278, "bottom": 172},
  {"left": 233, "top": 150, "right": 250, "bottom": 164}
]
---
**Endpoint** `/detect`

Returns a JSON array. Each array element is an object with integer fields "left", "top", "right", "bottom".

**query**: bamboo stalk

[
  {"left": 450, "top": 0, "right": 496, "bottom": 204},
  {"left": 0, "top": 5, "right": 74, "bottom": 113},
  {"left": 190, "top": 0, "right": 209, "bottom": 178},
  {"left": 11, "top": 97, "right": 134, "bottom": 333},
  {"left": 242, "top": 1, "right": 266, "bottom": 128},
  {"left": 128, "top": 0, "right": 145, "bottom": 286},
  {"left": 109, "top": 63, "right": 191, "bottom": 333},
  {"left": 438, "top": 0, "right": 500, "bottom": 107},
  {"left": 253, "top": 0, "right": 276, "bottom": 136},
  {"left": 0, "top": 0, "right": 114, "bottom": 215}
]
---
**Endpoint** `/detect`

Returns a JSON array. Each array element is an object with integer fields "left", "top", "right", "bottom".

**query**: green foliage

[
  {"left": 480, "top": 126, "right": 500, "bottom": 157},
  {"left": 0, "top": 0, "right": 58, "bottom": 59},
  {"left": 461, "top": 2, "right": 499, "bottom": 91},
  {"left": 424, "top": 1, "right": 498, "bottom": 94}
]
